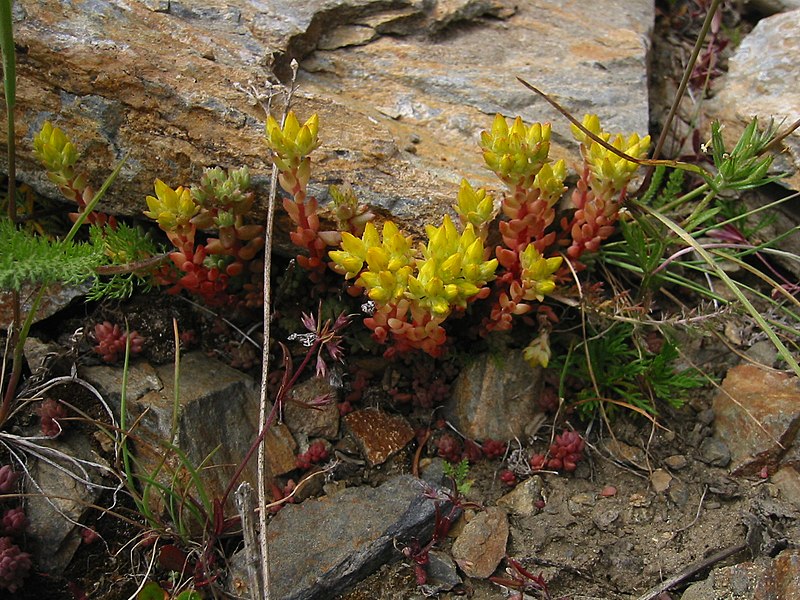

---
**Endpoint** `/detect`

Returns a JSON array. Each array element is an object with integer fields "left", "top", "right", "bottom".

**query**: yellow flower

[
  {"left": 572, "top": 114, "right": 651, "bottom": 198},
  {"left": 519, "top": 244, "right": 562, "bottom": 302},
  {"left": 409, "top": 216, "right": 497, "bottom": 317},
  {"left": 480, "top": 114, "right": 552, "bottom": 187},
  {"left": 33, "top": 121, "right": 78, "bottom": 176},
  {"left": 454, "top": 179, "right": 494, "bottom": 229},
  {"left": 265, "top": 111, "right": 320, "bottom": 169},
  {"left": 329, "top": 220, "right": 414, "bottom": 304},
  {"left": 533, "top": 160, "right": 567, "bottom": 207},
  {"left": 144, "top": 179, "right": 199, "bottom": 233}
]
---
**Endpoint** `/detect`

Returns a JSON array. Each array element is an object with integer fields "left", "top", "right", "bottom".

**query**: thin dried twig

[
  {"left": 235, "top": 482, "right": 261, "bottom": 599},
  {"left": 255, "top": 58, "right": 300, "bottom": 600}
]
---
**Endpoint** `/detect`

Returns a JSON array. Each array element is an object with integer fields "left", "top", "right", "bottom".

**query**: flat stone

[
  {"left": 749, "top": 1, "right": 800, "bottom": 15},
  {"left": 421, "top": 550, "right": 462, "bottom": 595},
  {"left": 451, "top": 506, "right": 508, "bottom": 578},
  {"left": 712, "top": 364, "right": 800, "bottom": 475},
  {"left": 497, "top": 475, "right": 544, "bottom": 516},
  {"left": 663, "top": 454, "right": 688, "bottom": 470},
  {"left": 25, "top": 433, "right": 110, "bottom": 574},
  {"left": 568, "top": 492, "right": 597, "bottom": 517},
  {"left": 446, "top": 351, "right": 544, "bottom": 441},
  {"left": 604, "top": 439, "right": 647, "bottom": 468},
  {"left": 284, "top": 376, "right": 341, "bottom": 440},
  {"left": 649, "top": 468, "right": 673, "bottom": 494},
  {"left": 668, "top": 481, "right": 689, "bottom": 507},
  {"left": 591, "top": 506, "right": 620, "bottom": 532},
  {"left": 5, "top": 0, "right": 652, "bottom": 243},
  {"left": 343, "top": 408, "right": 415, "bottom": 466},
  {"left": 81, "top": 360, "right": 163, "bottom": 405},
  {"left": 0, "top": 282, "right": 88, "bottom": 330},
  {"left": 265, "top": 474, "right": 454, "bottom": 600},
  {"left": 707, "top": 9, "right": 800, "bottom": 191}
]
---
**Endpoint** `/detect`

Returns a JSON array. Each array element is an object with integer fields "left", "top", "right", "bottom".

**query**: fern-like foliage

[
  {"left": 442, "top": 458, "right": 473, "bottom": 496},
  {"left": 552, "top": 322, "right": 705, "bottom": 419},
  {"left": 87, "top": 223, "right": 159, "bottom": 300},
  {"left": 0, "top": 218, "right": 103, "bottom": 291}
]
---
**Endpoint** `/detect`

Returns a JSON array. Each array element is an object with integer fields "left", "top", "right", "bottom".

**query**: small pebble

[
  {"left": 664, "top": 454, "right": 688, "bottom": 470},
  {"left": 599, "top": 485, "right": 617, "bottom": 497},
  {"left": 699, "top": 437, "right": 731, "bottom": 468}
]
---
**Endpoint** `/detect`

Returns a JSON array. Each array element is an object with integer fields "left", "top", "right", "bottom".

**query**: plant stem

[
  {"left": 1, "top": 0, "right": 16, "bottom": 224},
  {"left": 0, "top": 286, "right": 43, "bottom": 427},
  {"left": 636, "top": 0, "right": 722, "bottom": 195}
]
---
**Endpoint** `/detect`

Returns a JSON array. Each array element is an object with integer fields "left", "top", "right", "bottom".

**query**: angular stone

[
  {"left": 772, "top": 466, "right": 800, "bottom": 511},
  {"left": 5, "top": 1, "right": 652, "bottom": 242},
  {"left": 265, "top": 474, "right": 453, "bottom": 600},
  {"left": 343, "top": 407, "right": 415, "bottom": 466},
  {"left": 421, "top": 550, "right": 462, "bottom": 596},
  {"left": 81, "top": 360, "right": 163, "bottom": 405},
  {"left": 699, "top": 437, "right": 732, "bottom": 468},
  {"left": 0, "top": 282, "right": 88, "bottom": 330},
  {"left": 712, "top": 364, "right": 800, "bottom": 476},
  {"left": 749, "top": 0, "right": 800, "bottom": 15},
  {"left": 649, "top": 468, "right": 672, "bottom": 494},
  {"left": 707, "top": 9, "right": 800, "bottom": 191},
  {"left": 663, "top": 454, "right": 688, "bottom": 470},
  {"left": 284, "top": 376, "right": 340, "bottom": 440},
  {"left": 604, "top": 438, "right": 647, "bottom": 468},
  {"left": 114, "top": 353, "right": 296, "bottom": 514},
  {"left": 497, "top": 475, "right": 544, "bottom": 516},
  {"left": 24, "top": 434, "right": 110, "bottom": 574},
  {"left": 451, "top": 506, "right": 508, "bottom": 578},
  {"left": 446, "top": 351, "right": 544, "bottom": 441}
]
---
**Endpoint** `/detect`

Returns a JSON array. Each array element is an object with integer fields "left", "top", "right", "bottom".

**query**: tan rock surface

[{"left": 4, "top": 0, "right": 652, "bottom": 239}]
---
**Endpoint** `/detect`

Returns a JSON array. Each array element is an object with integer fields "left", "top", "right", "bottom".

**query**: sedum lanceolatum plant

[
  {"left": 34, "top": 122, "right": 117, "bottom": 228},
  {"left": 264, "top": 112, "right": 373, "bottom": 285},
  {"left": 330, "top": 216, "right": 497, "bottom": 357},
  {"left": 267, "top": 110, "right": 651, "bottom": 360},
  {"left": 144, "top": 167, "right": 265, "bottom": 306}
]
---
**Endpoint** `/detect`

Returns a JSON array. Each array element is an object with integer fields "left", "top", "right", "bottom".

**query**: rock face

[
  {"left": 707, "top": 9, "right": 800, "bottom": 191},
  {"left": 5, "top": 0, "right": 653, "bottom": 239},
  {"left": 681, "top": 548, "right": 800, "bottom": 600}
]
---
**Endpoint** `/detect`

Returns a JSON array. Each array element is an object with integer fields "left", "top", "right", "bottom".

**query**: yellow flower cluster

[
  {"left": 330, "top": 216, "right": 498, "bottom": 318},
  {"left": 265, "top": 112, "right": 320, "bottom": 171},
  {"left": 480, "top": 114, "right": 552, "bottom": 187},
  {"left": 144, "top": 179, "right": 199, "bottom": 235},
  {"left": 33, "top": 122, "right": 81, "bottom": 187},
  {"left": 409, "top": 216, "right": 498, "bottom": 316},
  {"left": 533, "top": 160, "right": 568, "bottom": 207},
  {"left": 571, "top": 114, "right": 651, "bottom": 198},
  {"left": 330, "top": 221, "right": 414, "bottom": 304},
  {"left": 454, "top": 179, "right": 494, "bottom": 231},
  {"left": 519, "top": 244, "right": 562, "bottom": 302}
]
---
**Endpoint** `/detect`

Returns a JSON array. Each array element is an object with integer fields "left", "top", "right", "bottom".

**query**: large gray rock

[
  {"left": 264, "top": 474, "right": 455, "bottom": 600},
  {"left": 5, "top": 0, "right": 653, "bottom": 239}
]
